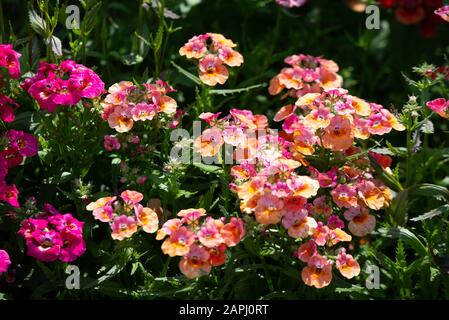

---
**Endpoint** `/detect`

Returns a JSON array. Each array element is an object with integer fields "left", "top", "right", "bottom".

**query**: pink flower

[
  {"left": 296, "top": 240, "right": 317, "bottom": 263},
  {"left": 0, "top": 44, "right": 21, "bottom": 78},
  {"left": 426, "top": 98, "right": 449, "bottom": 118},
  {"left": 111, "top": 215, "right": 138, "bottom": 240},
  {"left": 0, "top": 94, "right": 19, "bottom": 122},
  {"left": 120, "top": 190, "right": 143, "bottom": 204},
  {"left": 0, "top": 250, "right": 11, "bottom": 273},
  {"left": 5, "top": 130, "right": 38, "bottom": 157},
  {"left": 25, "top": 60, "right": 104, "bottom": 112},
  {"left": 435, "top": 5, "right": 449, "bottom": 22},
  {"left": 0, "top": 184, "right": 19, "bottom": 207},
  {"left": 220, "top": 217, "right": 245, "bottom": 247},
  {"left": 197, "top": 217, "right": 224, "bottom": 248},
  {"left": 179, "top": 244, "right": 211, "bottom": 279},
  {"left": 331, "top": 184, "right": 358, "bottom": 208},
  {"left": 336, "top": 248, "right": 360, "bottom": 279},
  {"left": 27, "top": 229, "right": 62, "bottom": 262},
  {"left": 103, "top": 135, "right": 121, "bottom": 151},
  {"left": 17, "top": 218, "right": 48, "bottom": 240},
  {"left": 131, "top": 103, "right": 156, "bottom": 121},
  {"left": 59, "top": 231, "right": 86, "bottom": 262},
  {"left": 276, "top": 0, "right": 308, "bottom": 8}
]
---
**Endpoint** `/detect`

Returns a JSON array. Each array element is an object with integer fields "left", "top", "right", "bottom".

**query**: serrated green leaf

[
  {"left": 171, "top": 61, "right": 201, "bottom": 85},
  {"left": 209, "top": 83, "right": 266, "bottom": 96},
  {"left": 411, "top": 204, "right": 449, "bottom": 222}
]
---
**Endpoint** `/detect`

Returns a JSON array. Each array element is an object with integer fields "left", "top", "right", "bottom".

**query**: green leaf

[
  {"left": 378, "top": 227, "right": 427, "bottom": 257},
  {"left": 83, "top": 1, "right": 101, "bottom": 34},
  {"left": 44, "top": 35, "right": 62, "bottom": 56},
  {"left": 171, "top": 61, "right": 201, "bottom": 85},
  {"left": 28, "top": 9, "right": 46, "bottom": 37},
  {"left": 192, "top": 162, "right": 223, "bottom": 174},
  {"left": 411, "top": 204, "right": 449, "bottom": 222},
  {"left": 386, "top": 189, "right": 408, "bottom": 226},
  {"left": 409, "top": 183, "right": 449, "bottom": 202},
  {"left": 121, "top": 53, "right": 143, "bottom": 66},
  {"left": 209, "top": 83, "right": 267, "bottom": 96}
]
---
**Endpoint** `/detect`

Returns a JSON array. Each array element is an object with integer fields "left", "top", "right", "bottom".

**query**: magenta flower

[
  {"left": 0, "top": 250, "right": 11, "bottom": 273},
  {"left": 0, "top": 184, "right": 20, "bottom": 207},
  {"left": 0, "top": 94, "right": 19, "bottom": 122},
  {"left": 18, "top": 207, "right": 86, "bottom": 262},
  {"left": 27, "top": 229, "right": 63, "bottom": 262},
  {"left": 5, "top": 130, "right": 39, "bottom": 157},
  {"left": 0, "top": 44, "right": 21, "bottom": 79},
  {"left": 24, "top": 60, "right": 104, "bottom": 112},
  {"left": 103, "top": 135, "right": 121, "bottom": 151}
]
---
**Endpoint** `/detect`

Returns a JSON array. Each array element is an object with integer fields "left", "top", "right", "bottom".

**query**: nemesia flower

[
  {"left": 121, "top": 190, "right": 144, "bottom": 205},
  {"left": 0, "top": 94, "right": 19, "bottom": 122},
  {"left": 111, "top": 215, "right": 138, "bottom": 240},
  {"left": 158, "top": 209, "right": 244, "bottom": 278},
  {"left": 5, "top": 130, "right": 39, "bottom": 157},
  {"left": 197, "top": 217, "right": 224, "bottom": 248},
  {"left": 18, "top": 206, "right": 85, "bottom": 263},
  {"left": 426, "top": 98, "right": 449, "bottom": 118},
  {"left": 276, "top": 0, "right": 308, "bottom": 8},
  {"left": 161, "top": 226, "right": 196, "bottom": 257},
  {"left": 331, "top": 184, "right": 358, "bottom": 208},
  {"left": 435, "top": 5, "right": 449, "bottom": 22},
  {"left": 86, "top": 196, "right": 116, "bottom": 222},
  {"left": 179, "top": 33, "right": 243, "bottom": 86},
  {"left": 322, "top": 115, "right": 354, "bottom": 151},
  {"left": 208, "top": 243, "right": 227, "bottom": 266},
  {"left": 0, "top": 44, "right": 21, "bottom": 79},
  {"left": 136, "top": 207, "right": 159, "bottom": 233},
  {"left": 269, "top": 54, "right": 342, "bottom": 99},
  {"left": 336, "top": 248, "right": 360, "bottom": 279},
  {"left": 0, "top": 184, "right": 19, "bottom": 207},
  {"left": 344, "top": 206, "right": 376, "bottom": 237},
  {"left": 301, "top": 255, "right": 333, "bottom": 288},
  {"left": 103, "top": 135, "right": 121, "bottom": 151},
  {"left": 23, "top": 60, "right": 104, "bottom": 112},
  {"left": 0, "top": 250, "right": 11, "bottom": 273},
  {"left": 220, "top": 217, "right": 245, "bottom": 247},
  {"left": 178, "top": 244, "right": 211, "bottom": 279},
  {"left": 101, "top": 80, "right": 177, "bottom": 132},
  {"left": 194, "top": 127, "right": 224, "bottom": 157},
  {"left": 198, "top": 54, "right": 229, "bottom": 86},
  {"left": 296, "top": 240, "right": 317, "bottom": 263},
  {"left": 255, "top": 193, "right": 284, "bottom": 224}
]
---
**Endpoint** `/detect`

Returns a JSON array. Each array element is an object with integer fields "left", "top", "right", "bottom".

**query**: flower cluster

[
  {"left": 0, "top": 44, "right": 21, "bottom": 79},
  {"left": 228, "top": 56, "right": 403, "bottom": 287},
  {"left": 100, "top": 80, "right": 177, "bottom": 133},
  {"left": 426, "top": 97, "right": 449, "bottom": 118},
  {"left": 269, "top": 54, "right": 342, "bottom": 99},
  {"left": 157, "top": 208, "right": 245, "bottom": 278},
  {"left": 1, "top": 129, "right": 39, "bottom": 208},
  {"left": 379, "top": 0, "right": 444, "bottom": 37},
  {"left": 277, "top": 88, "right": 405, "bottom": 154},
  {"left": 179, "top": 33, "right": 244, "bottom": 86},
  {"left": 276, "top": 0, "right": 308, "bottom": 8},
  {"left": 194, "top": 109, "right": 269, "bottom": 160},
  {"left": 21, "top": 60, "right": 104, "bottom": 112},
  {"left": 18, "top": 204, "right": 86, "bottom": 262},
  {"left": 0, "top": 249, "right": 11, "bottom": 274},
  {"left": 86, "top": 190, "right": 159, "bottom": 240}
]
